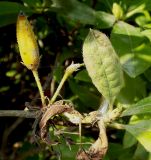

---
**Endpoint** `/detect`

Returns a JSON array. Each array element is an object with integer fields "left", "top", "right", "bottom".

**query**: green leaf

[
  {"left": 112, "top": 3, "right": 124, "bottom": 20},
  {"left": 117, "top": 74, "right": 146, "bottom": 104},
  {"left": 144, "top": 67, "right": 151, "bottom": 82},
  {"left": 133, "top": 143, "right": 149, "bottom": 160},
  {"left": 124, "top": 0, "right": 151, "bottom": 16},
  {"left": 50, "top": 0, "right": 95, "bottom": 24},
  {"left": 83, "top": 29, "right": 124, "bottom": 104},
  {"left": 125, "top": 120, "right": 151, "bottom": 152},
  {"left": 95, "top": 11, "right": 116, "bottom": 29},
  {"left": 107, "top": 143, "right": 134, "bottom": 160},
  {"left": 50, "top": 0, "right": 115, "bottom": 28},
  {"left": 142, "top": 29, "right": 151, "bottom": 42},
  {"left": 135, "top": 15, "right": 149, "bottom": 28},
  {"left": 0, "top": 2, "right": 33, "bottom": 27},
  {"left": 123, "top": 131, "right": 137, "bottom": 148},
  {"left": 69, "top": 79, "right": 100, "bottom": 108},
  {"left": 111, "top": 21, "right": 151, "bottom": 78},
  {"left": 74, "top": 69, "right": 91, "bottom": 82},
  {"left": 53, "top": 65, "right": 64, "bottom": 83},
  {"left": 122, "top": 96, "right": 151, "bottom": 116}
]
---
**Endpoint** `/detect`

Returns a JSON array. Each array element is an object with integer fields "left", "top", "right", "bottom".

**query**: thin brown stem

[{"left": 0, "top": 110, "right": 38, "bottom": 118}]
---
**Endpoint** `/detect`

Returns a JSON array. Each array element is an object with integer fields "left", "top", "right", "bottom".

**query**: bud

[
  {"left": 112, "top": 3, "right": 123, "bottom": 20},
  {"left": 16, "top": 11, "right": 40, "bottom": 70}
]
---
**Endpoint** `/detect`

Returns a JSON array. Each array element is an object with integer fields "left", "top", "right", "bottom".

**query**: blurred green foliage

[{"left": 0, "top": 0, "right": 151, "bottom": 159}]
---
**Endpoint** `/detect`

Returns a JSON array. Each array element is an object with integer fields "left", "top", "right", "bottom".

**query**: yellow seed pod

[{"left": 16, "top": 11, "right": 40, "bottom": 70}]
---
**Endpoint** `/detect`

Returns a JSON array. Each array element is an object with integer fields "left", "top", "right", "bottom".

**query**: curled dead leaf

[{"left": 39, "top": 104, "right": 72, "bottom": 142}]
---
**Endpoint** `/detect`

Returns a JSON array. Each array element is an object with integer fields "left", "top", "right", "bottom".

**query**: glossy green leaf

[
  {"left": 122, "top": 96, "right": 151, "bottom": 116},
  {"left": 111, "top": 21, "right": 151, "bottom": 78},
  {"left": 83, "top": 29, "right": 124, "bottom": 104},
  {"left": 125, "top": 120, "right": 151, "bottom": 152},
  {"left": 50, "top": 0, "right": 115, "bottom": 28},
  {"left": 0, "top": 2, "right": 33, "bottom": 27}
]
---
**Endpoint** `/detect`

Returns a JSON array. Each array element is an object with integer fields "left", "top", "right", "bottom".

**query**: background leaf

[
  {"left": 123, "top": 131, "right": 137, "bottom": 149},
  {"left": 69, "top": 79, "right": 100, "bottom": 109},
  {"left": 111, "top": 21, "right": 151, "bottom": 78},
  {"left": 49, "top": 0, "right": 115, "bottom": 28},
  {"left": 133, "top": 143, "right": 149, "bottom": 160},
  {"left": 0, "top": 2, "right": 33, "bottom": 27},
  {"left": 74, "top": 69, "right": 91, "bottom": 83},
  {"left": 117, "top": 74, "right": 146, "bottom": 105},
  {"left": 125, "top": 120, "right": 151, "bottom": 152}
]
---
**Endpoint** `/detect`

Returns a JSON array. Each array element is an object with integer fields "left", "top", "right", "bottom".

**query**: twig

[{"left": 0, "top": 110, "right": 39, "bottom": 118}]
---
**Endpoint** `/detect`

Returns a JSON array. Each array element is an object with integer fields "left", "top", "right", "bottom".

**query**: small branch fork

[{"left": 0, "top": 102, "right": 123, "bottom": 159}]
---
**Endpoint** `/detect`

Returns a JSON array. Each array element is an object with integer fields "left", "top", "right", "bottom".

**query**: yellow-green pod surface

[{"left": 16, "top": 12, "right": 39, "bottom": 70}]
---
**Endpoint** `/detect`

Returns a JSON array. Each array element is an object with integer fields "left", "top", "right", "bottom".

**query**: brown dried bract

[{"left": 76, "top": 119, "right": 108, "bottom": 160}]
